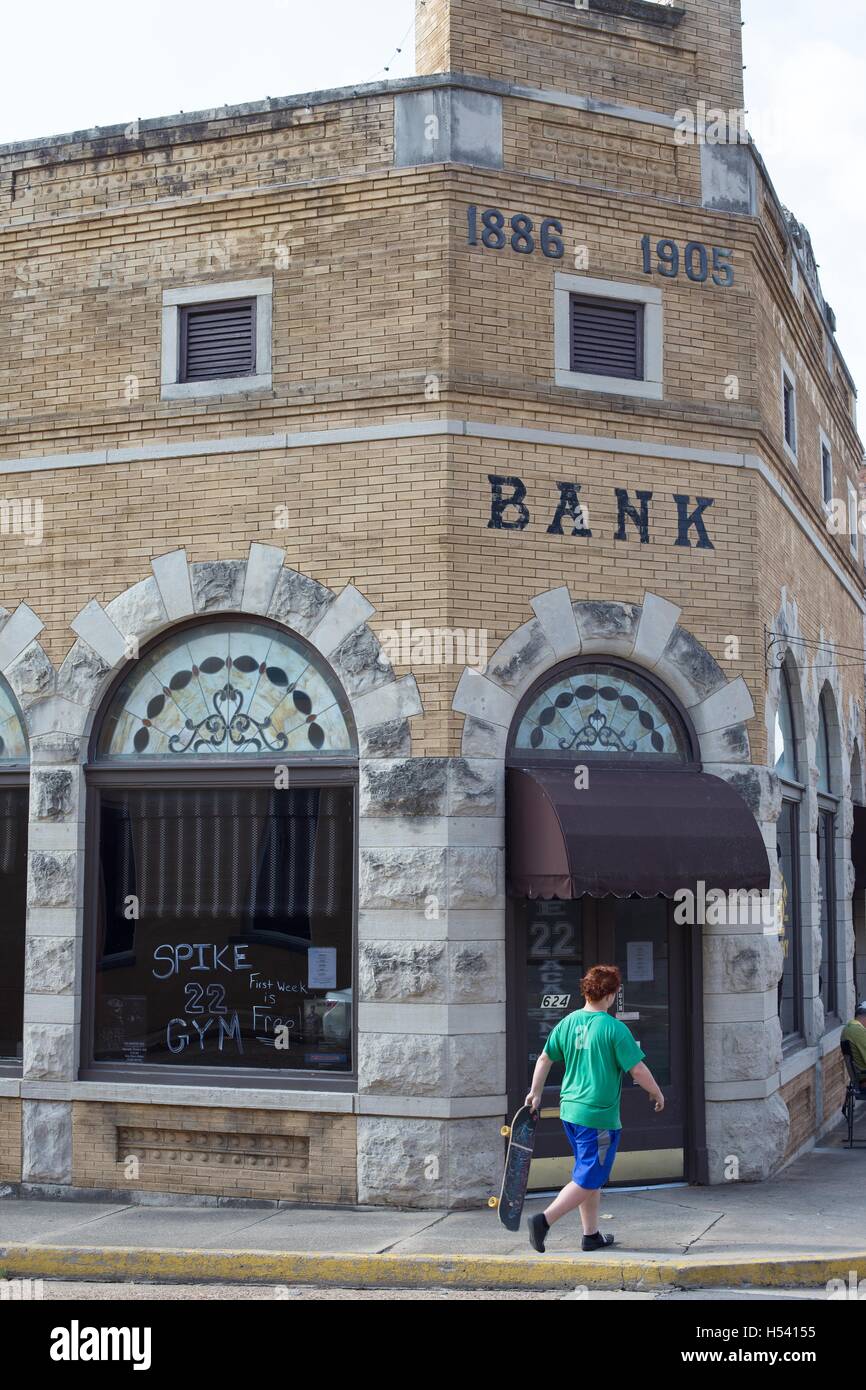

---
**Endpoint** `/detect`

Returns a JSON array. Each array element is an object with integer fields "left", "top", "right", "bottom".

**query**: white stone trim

[
  {"left": 160, "top": 277, "right": 273, "bottom": 401},
  {"left": 240, "top": 542, "right": 284, "bottom": 615},
  {"left": 69, "top": 600, "right": 127, "bottom": 666},
  {"left": 151, "top": 548, "right": 195, "bottom": 619},
  {"left": 554, "top": 272, "right": 663, "bottom": 399},
  {"left": 529, "top": 586, "right": 581, "bottom": 659},
  {"left": 0, "top": 603, "right": 45, "bottom": 673},
  {"left": 779, "top": 1045, "right": 818, "bottom": 1087},
  {"left": 22, "top": 1080, "right": 355, "bottom": 1112},
  {"left": 309, "top": 584, "right": 375, "bottom": 657},
  {"left": 632, "top": 591, "right": 682, "bottom": 667}
]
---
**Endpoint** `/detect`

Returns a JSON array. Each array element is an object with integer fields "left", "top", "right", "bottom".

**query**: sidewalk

[{"left": 1, "top": 1112, "right": 864, "bottom": 1291}]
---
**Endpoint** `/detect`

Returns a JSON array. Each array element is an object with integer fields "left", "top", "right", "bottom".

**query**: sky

[{"left": 1, "top": 0, "right": 864, "bottom": 396}]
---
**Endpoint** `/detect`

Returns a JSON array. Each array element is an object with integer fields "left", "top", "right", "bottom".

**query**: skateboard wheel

[
  {"left": 488, "top": 1196, "right": 499, "bottom": 1208},
  {"left": 500, "top": 1125, "right": 511, "bottom": 1137}
]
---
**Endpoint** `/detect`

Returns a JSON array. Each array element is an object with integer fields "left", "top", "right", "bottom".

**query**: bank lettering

[{"left": 487, "top": 476, "right": 715, "bottom": 549}]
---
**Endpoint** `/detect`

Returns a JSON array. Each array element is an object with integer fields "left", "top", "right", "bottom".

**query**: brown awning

[
  {"left": 852, "top": 805, "right": 866, "bottom": 891},
  {"left": 507, "top": 765, "right": 771, "bottom": 899}
]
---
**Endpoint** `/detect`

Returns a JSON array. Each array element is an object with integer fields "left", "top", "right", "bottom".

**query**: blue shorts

[{"left": 562, "top": 1122, "right": 621, "bottom": 1190}]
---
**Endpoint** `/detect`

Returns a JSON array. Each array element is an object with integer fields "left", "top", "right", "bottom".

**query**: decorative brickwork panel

[{"left": 72, "top": 1103, "right": 357, "bottom": 1203}]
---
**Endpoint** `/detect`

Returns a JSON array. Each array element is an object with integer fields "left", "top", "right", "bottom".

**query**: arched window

[
  {"left": 774, "top": 662, "right": 803, "bottom": 1041},
  {"left": 511, "top": 660, "right": 693, "bottom": 761},
  {"left": 816, "top": 687, "right": 839, "bottom": 1021},
  {"left": 85, "top": 619, "right": 357, "bottom": 1083},
  {"left": 773, "top": 669, "right": 798, "bottom": 781},
  {"left": 0, "top": 676, "right": 29, "bottom": 1071}
]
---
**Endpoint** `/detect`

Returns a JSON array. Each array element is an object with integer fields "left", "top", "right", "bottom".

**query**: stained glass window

[
  {"left": 513, "top": 663, "right": 689, "bottom": 759},
  {"left": 0, "top": 678, "right": 27, "bottom": 763},
  {"left": 97, "top": 620, "right": 355, "bottom": 759}
]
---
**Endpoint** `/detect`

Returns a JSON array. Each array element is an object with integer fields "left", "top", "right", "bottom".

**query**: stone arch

[
  {"left": 453, "top": 586, "right": 762, "bottom": 780},
  {"left": 0, "top": 602, "right": 54, "bottom": 741},
  {"left": 55, "top": 545, "right": 423, "bottom": 756}
]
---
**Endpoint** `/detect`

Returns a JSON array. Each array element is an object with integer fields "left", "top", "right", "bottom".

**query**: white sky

[{"left": 1, "top": 0, "right": 864, "bottom": 399}]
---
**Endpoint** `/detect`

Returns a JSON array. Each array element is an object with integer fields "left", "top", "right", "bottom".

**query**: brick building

[{"left": 0, "top": 0, "right": 863, "bottom": 1206}]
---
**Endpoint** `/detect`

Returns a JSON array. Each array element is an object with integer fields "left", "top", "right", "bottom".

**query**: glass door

[{"left": 508, "top": 895, "right": 691, "bottom": 1189}]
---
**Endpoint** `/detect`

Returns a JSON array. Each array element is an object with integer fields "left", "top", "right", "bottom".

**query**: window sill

[
  {"left": 25, "top": 1078, "right": 356, "bottom": 1112},
  {"left": 161, "top": 374, "right": 273, "bottom": 401},
  {"left": 555, "top": 368, "right": 663, "bottom": 400}
]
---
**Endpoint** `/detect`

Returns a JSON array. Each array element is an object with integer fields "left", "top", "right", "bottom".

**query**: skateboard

[{"left": 488, "top": 1104, "right": 539, "bottom": 1231}]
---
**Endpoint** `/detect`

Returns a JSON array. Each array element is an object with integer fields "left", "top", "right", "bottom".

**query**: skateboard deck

[{"left": 489, "top": 1104, "right": 539, "bottom": 1231}]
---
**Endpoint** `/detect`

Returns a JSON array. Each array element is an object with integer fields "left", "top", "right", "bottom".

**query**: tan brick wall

[
  {"left": 780, "top": 1068, "right": 816, "bottom": 1160},
  {"left": 72, "top": 1102, "right": 357, "bottom": 1203},
  {"left": 0, "top": 1098, "right": 21, "bottom": 1182},
  {"left": 416, "top": 0, "right": 746, "bottom": 116}
]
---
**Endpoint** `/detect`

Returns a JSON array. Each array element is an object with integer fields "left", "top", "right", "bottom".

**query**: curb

[{"left": 2, "top": 1244, "right": 866, "bottom": 1290}]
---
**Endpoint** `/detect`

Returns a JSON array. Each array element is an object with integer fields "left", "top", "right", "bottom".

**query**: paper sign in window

[
  {"left": 308, "top": 947, "right": 337, "bottom": 990},
  {"left": 627, "top": 940, "right": 654, "bottom": 983}
]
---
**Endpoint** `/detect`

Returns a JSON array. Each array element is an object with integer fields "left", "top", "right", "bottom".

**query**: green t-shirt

[
  {"left": 842, "top": 1020, "right": 866, "bottom": 1075},
  {"left": 543, "top": 1008, "right": 645, "bottom": 1130}
]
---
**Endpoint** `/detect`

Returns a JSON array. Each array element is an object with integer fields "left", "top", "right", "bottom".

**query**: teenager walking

[{"left": 526, "top": 964, "right": 664, "bottom": 1253}]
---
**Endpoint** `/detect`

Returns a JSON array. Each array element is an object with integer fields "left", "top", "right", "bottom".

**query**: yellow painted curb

[{"left": 1, "top": 1244, "right": 865, "bottom": 1290}]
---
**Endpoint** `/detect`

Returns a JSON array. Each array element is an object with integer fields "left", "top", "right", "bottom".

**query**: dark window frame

[
  {"left": 783, "top": 372, "right": 797, "bottom": 454},
  {"left": 81, "top": 617, "right": 359, "bottom": 1092},
  {"left": 821, "top": 443, "right": 833, "bottom": 506},
  {"left": 817, "top": 800, "right": 838, "bottom": 1023},
  {"left": 178, "top": 297, "right": 257, "bottom": 384},
  {"left": 569, "top": 293, "right": 645, "bottom": 382},
  {"left": 777, "top": 792, "right": 804, "bottom": 1045}
]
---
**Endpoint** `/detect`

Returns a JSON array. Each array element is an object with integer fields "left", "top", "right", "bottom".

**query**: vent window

[
  {"left": 179, "top": 299, "right": 257, "bottom": 383},
  {"left": 570, "top": 295, "right": 644, "bottom": 381}
]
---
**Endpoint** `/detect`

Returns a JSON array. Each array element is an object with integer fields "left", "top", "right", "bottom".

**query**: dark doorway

[{"left": 506, "top": 895, "right": 704, "bottom": 1189}]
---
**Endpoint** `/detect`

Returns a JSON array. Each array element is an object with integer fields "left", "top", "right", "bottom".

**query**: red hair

[{"left": 581, "top": 965, "right": 621, "bottom": 1002}]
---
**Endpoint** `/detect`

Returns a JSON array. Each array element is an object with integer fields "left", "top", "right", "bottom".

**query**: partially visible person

[
  {"left": 525, "top": 964, "right": 664, "bottom": 1255},
  {"left": 842, "top": 1002, "right": 866, "bottom": 1089}
]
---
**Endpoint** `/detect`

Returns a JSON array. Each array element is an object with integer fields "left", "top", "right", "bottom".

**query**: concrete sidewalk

[{"left": 1, "top": 1112, "right": 864, "bottom": 1291}]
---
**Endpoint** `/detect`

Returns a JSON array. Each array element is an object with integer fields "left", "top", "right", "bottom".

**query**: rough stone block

[
  {"left": 359, "top": 847, "right": 446, "bottom": 910},
  {"left": 359, "top": 942, "right": 447, "bottom": 1002},
  {"left": 359, "top": 1033, "right": 447, "bottom": 1095},
  {"left": 25, "top": 936, "right": 76, "bottom": 994},
  {"left": 22, "top": 1100, "right": 73, "bottom": 1184},
  {"left": 705, "top": 1094, "right": 789, "bottom": 1182}
]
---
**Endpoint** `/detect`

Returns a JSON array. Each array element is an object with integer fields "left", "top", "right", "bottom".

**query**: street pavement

[{"left": 1, "top": 1108, "right": 863, "bottom": 1293}]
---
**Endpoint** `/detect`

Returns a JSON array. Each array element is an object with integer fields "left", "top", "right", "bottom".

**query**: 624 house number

[
  {"left": 467, "top": 206, "right": 564, "bottom": 258},
  {"left": 641, "top": 234, "right": 734, "bottom": 286}
]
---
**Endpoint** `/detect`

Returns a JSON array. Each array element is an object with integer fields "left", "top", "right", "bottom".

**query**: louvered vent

[
  {"left": 569, "top": 295, "right": 644, "bottom": 380},
  {"left": 179, "top": 299, "right": 256, "bottom": 382}
]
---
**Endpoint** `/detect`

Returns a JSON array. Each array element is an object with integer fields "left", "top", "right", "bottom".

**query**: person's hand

[
  {"left": 525, "top": 1090, "right": 542, "bottom": 1115},
  {"left": 652, "top": 1091, "right": 665, "bottom": 1113}
]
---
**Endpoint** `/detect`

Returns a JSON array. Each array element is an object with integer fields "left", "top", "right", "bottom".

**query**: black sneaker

[
  {"left": 528, "top": 1213, "right": 548, "bottom": 1253},
  {"left": 581, "top": 1231, "right": 615, "bottom": 1252}
]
